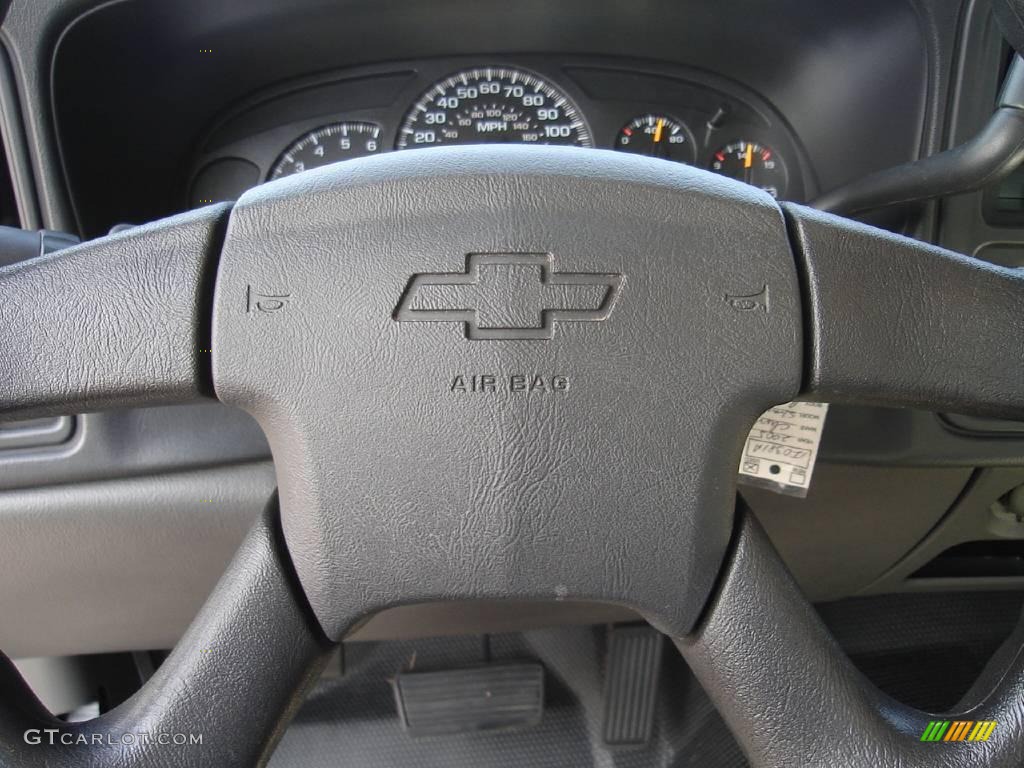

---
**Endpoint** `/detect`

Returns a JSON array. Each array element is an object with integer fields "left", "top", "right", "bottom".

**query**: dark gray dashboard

[
  {"left": 41, "top": 0, "right": 945, "bottom": 237},
  {"left": 4, "top": 0, "right": 1024, "bottom": 660},
  {"left": 188, "top": 56, "right": 812, "bottom": 207}
]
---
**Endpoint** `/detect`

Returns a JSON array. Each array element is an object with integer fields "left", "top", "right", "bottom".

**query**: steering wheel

[{"left": 0, "top": 144, "right": 1021, "bottom": 767}]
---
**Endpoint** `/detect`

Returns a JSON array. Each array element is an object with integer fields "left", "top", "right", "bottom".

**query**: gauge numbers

[
  {"left": 615, "top": 115, "right": 695, "bottom": 164},
  {"left": 397, "top": 67, "right": 592, "bottom": 149},
  {"left": 269, "top": 122, "right": 382, "bottom": 180},
  {"left": 709, "top": 140, "right": 788, "bottom": 198}
]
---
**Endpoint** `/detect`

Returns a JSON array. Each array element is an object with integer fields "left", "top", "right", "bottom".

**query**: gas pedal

[{"left": 602, "top": 624, "right": 664, "bottom": 746}]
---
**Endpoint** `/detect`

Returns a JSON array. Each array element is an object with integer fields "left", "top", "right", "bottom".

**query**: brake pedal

[
  {"left": 602, "top": 625, "right": 664, "bottom": 746},
  {"left": 393, "top": 662, "right": 544, "bottom": 737}
]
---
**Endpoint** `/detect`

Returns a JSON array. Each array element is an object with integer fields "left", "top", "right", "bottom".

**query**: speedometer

[{"left": 396, "top": 67, "right": 592, "bottom": 150}]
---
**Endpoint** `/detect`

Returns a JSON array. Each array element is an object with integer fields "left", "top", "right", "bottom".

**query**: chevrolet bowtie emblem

[{"left": 394, "top": 253, "right": 623, "bottom": 340}]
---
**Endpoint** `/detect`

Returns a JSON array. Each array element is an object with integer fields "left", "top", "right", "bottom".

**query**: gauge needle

[
  {"left": 654, "top": 118, "right": 664, "bottom": 143},
  {"left": 744, "top": 142, "right": 753, "bottom": 169}
]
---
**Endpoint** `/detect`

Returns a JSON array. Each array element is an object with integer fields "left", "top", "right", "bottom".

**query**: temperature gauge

[
  {"left": 709, "top": 141, "right": 787, "bottom": 198},
  {"left": 615, "top": 115, "right": 695, "bottom": 164}
]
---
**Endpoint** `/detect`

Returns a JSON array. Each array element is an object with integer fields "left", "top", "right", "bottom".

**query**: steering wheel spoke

[
  {"left": 0, "top": 499, "right": 333, "bottom": 767},
  {"left": 0, "top": 205, "right": 230, "bottom": 419},
  {"left": 785, "top": 203, "right": 1024, "bottom": 418},
  {"left": 677, "top": 504, "right": 1024, "bottom": 767}
]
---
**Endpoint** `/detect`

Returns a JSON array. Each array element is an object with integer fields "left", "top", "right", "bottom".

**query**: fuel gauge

[{"left": 615, "top": 115, "right": 695, "bottom": 164}]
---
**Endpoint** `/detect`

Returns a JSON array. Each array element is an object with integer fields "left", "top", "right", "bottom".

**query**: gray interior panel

[
  {"left": 746, "top": 464, "right": 973, "bottom": 601},
  {"left": 864, "top": 467, "right": 1024, "bottom": 594},
  {"left": 0, "top": 463, "right": 274, "bottom": 658}
]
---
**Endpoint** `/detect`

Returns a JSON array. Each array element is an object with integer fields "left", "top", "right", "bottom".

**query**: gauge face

[
  {"left": 615, "top": 115, "right": 694, "bottom": 164},
  {"left": 709, "top": 141, "right": 787, "bottom": 198},
  {"left": 396, "top": 67, "right": 592, "bottom": 150},
  {"left": 269, "top": 122, "right": 382, "bottom": 180}
]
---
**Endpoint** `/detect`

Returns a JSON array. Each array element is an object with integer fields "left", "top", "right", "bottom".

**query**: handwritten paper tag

[{"left": 738, "top": 402, "right": 829, "bottom": 498}]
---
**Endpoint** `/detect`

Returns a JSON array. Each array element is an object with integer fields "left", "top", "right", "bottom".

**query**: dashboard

[
  {"left": 7, "top": 0, "right": 1024, "bottom": 661},
  {"left": 189, "top": 57, "right": 811, "bottom": 208}
]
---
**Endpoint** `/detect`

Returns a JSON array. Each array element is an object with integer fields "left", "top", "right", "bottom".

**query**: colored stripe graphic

[
  {"left": 920, "top": 720, "right": 996, "bottom": 742},
  {"left": 944, "top": 721, "right": 971, "bottom": 741},
  {"left": 976, "top": 721, "right": 998, "bottom": 741}
]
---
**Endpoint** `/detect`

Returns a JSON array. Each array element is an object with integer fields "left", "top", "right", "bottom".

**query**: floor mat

[
  {"left": 269, "top": 592, "right": 1023, "bottom": 767},
  {"left": 270, "top": 626, "right": 744, "bottom": 768}
]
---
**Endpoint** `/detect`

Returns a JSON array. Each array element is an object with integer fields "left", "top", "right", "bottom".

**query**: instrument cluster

[{"left": 190, "top": 58, "right": 811, "bottom": 207}]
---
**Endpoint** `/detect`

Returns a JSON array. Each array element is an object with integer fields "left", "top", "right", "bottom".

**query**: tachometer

[
  {"left": 269, "top": 122, "right": 382, "bottom": 180},
  {"left": 396, "top": 67, "right": 592, "bottom": 150}
]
